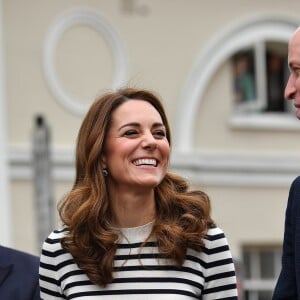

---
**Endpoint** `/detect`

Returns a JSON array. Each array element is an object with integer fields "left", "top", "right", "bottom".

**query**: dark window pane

[
  {"left": 243, "top": 250, "right": 251, "bottom": 279},
  {"left": 265, "top": 41, "right": 288, "bottom": 112},
  {"left": 244, "top": 290, "right": 250, "bottom": 300},
  {"left": 260, "top": 250, "right": 275, "bottom": 278},
  {"left": 259, "top": 290, "right": 273, "bottom": 300}
]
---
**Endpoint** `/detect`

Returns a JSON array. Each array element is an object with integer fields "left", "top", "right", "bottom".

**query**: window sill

[{"left": 229, "top": 112, "right": 300, "bottom": 131}]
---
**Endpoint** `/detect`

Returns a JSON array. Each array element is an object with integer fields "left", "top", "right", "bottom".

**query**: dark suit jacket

[
  {"left": 273, "top": 176, "right": 300, "bottom": 299},
  {"left": 0, "top": 245, "right": 40, "bottom": 300}
]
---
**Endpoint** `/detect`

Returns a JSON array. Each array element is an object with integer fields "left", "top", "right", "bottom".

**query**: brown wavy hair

[{"left": 58, "top": 87, "right": 213, "bottom": 286}]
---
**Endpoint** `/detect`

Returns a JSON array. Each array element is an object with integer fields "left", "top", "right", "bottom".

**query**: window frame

[
  {"left": 231, "top": 39, "right": 295, "bottom": 127},
  {"left": 242, "top": 245, "right": 282, "bottom": 300}
]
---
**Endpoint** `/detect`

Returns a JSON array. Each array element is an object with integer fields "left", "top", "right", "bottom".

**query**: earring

[{"left": 102, "top": 169, "right": 108, "bottom": 177}]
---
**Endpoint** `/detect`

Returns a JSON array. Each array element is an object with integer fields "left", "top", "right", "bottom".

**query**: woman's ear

[{"left": 100, "top": 153, "right": 107, "bottom": 169}]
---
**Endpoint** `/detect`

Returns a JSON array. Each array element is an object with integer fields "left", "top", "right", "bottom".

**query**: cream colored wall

[
  {"left": 3, "top": 0, "right": 300, "bottom": 258},
  {"left": 0, "top": 0, "right": 11, "bottom": 247},
  {"left": 5, "top": 0, "right": 300, "bottom": 148},
  {"left": 204, "top": 185, "right": 288, "bottom": 258},
  {"left": 10, "top": 179, "right": 72, "bottom": 255},
  {"left": 10, "top": 181, "right": 37, "bottom": 254}
]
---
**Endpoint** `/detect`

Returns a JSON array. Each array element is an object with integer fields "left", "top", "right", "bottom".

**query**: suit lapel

[{"left": 0, "top": 265, "right": 13, "bottom": 286}]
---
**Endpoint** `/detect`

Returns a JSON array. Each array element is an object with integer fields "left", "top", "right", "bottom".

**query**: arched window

[{"left": 175, "top": 16, "right": 299, "bottom": 153}]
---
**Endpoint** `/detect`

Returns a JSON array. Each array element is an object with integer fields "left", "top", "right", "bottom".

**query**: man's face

[{"left": 285, "top": 28, "right": 300, "bottom": 119}]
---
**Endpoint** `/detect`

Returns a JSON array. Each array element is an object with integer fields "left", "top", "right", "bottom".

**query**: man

[
  {"left": 272, "top": 27, "right": 300, "bottom": 299},
  {"left": 0, "top": 245, "right": 40, "bottom": 299}
]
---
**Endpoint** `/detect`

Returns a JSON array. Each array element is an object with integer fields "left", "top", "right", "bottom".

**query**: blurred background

[{"left": 1, "top": 0, "right": 300, "bottom": 299}]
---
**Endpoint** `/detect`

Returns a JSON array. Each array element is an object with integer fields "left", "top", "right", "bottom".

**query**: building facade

[{"left": 2, "top": 1, "right": 300, "bottom": 299}]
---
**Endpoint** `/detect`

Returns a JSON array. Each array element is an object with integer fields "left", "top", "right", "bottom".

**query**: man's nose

[{"left": 284, "top": 75, "right": 296, "bottom": 100}]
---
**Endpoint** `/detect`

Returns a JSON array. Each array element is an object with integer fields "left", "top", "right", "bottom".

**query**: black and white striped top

[{"left": 39, "top": 222, "right": 238, "bottom": 299}]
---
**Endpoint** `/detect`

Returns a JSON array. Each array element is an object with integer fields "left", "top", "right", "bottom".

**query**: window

[
  {"left": 231, "top": 41, "right": 291, "bottom": 115},
  {"left": 241, "top": 245, "right": 281, "bottom": 300}
]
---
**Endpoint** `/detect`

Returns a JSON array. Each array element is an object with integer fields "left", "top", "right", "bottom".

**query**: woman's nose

[{"left": 141, "top": 133, "right": 157, "bottom": 149}]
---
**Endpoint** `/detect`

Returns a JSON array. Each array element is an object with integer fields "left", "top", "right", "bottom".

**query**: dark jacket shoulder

[{"left": 0, "top": 245, "right": 40, "bottom": 300}]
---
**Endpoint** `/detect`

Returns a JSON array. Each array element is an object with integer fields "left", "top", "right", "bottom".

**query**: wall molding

[
  {"left": 9, "top": 146, "right": 300, "bottom": 188},
  {"left": 43, "top": 9, "right": 128, "bottom": 116},
  {"left": 171, "top": 151, "right": 300, "bottom": 188}
]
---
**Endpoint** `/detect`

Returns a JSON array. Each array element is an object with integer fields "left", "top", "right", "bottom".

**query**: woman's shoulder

[
  {"left": 47, "top": 227, "right": 68, "bottom": 239},
  {"left": 198, "top": 225, "right": 234, "bottom": 265},
  {"left": 204, "top": 224, "right": 230, "bottom": 247},
  {"left": 206, "top": 223, "right": 225, "bottom": 235},
  {"left": 42, "top": 228, "right": 69, "bottom": 252}
]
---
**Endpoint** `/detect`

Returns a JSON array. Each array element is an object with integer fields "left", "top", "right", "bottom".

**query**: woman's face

[{"left": 101, "top": 99, "right": 170, "bottom": 192}]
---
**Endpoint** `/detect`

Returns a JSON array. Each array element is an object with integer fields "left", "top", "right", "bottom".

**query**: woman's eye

[
  {"left": 123, "top": 130, "right": 138, "bottom": 137},
  {"left": 153, "top": 130, "right": 166, "bottom": 138}
]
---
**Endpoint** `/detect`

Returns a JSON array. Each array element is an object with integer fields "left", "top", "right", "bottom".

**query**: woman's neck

[{"left": 109, "top": 188, "right": 156, "bottom": 228}]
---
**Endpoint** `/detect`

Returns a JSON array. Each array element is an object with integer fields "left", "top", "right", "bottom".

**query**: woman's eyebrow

[
  {"left": 118, "top": 122, "right": 140, "bottom": 131},
  {"left": 118, "top": 122, "right": 165, "bottom": 131},
  {"left": 152, "top": 122, "right": 165, "bottom": 129}
]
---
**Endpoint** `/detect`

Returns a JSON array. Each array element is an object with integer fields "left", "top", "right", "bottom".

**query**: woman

[{"left": 39, "top": 87, "right": 238, "bottom": 299}]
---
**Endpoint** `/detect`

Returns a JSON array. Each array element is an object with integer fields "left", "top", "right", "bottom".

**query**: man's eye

[{"left": 292, "top": 68, "right": 300, "bottom": 76}]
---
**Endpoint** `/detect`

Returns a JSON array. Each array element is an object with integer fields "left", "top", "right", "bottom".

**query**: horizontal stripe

[
  {"left": 67, "top": 289, "right": 199, "bottom": 299},
  {"left": 39, "top": 225, "right": 238, "bottom": 299},
  {"left": 40, "top": 286, "right": 64, "bottom": 298},
  {"left": 202, "top": 283, "right": 238, "bottom": 294},
  {"left": 206, "top": 270, "right": 236, "bottom": 282}
]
